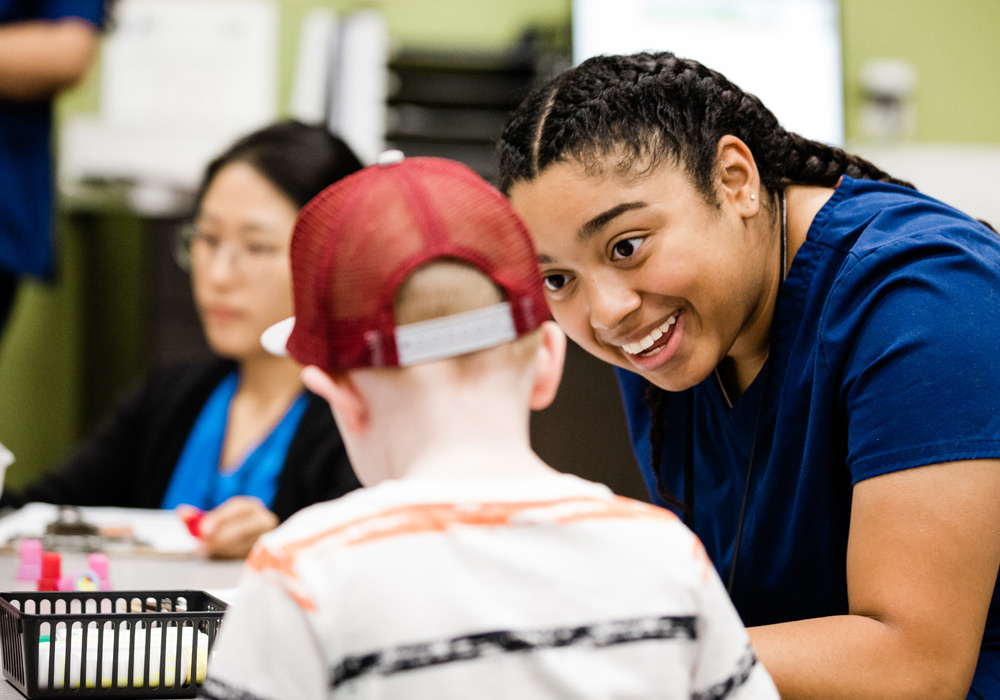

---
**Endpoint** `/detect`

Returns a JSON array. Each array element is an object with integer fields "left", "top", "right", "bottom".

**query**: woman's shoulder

[
  {"left": 812, "top": 176, "right": 999, "bottom": 260},
  {"left": 125, "top": 356, "right": 237, "bottom": 408},
  {"left": 147, "top": 355, "right": 235, "bottom": 384}
]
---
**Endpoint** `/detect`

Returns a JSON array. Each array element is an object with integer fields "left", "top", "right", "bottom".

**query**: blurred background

[{"left": 1, "top": 0, "right": 998, "bottom": 501}]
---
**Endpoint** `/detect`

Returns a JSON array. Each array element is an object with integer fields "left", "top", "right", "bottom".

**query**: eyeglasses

[{"left": 174, "top": 224, "right": 288, "bottom": 274}]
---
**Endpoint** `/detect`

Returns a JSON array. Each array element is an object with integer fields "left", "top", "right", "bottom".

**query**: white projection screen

[{"left": 572, "top": 0, "right": 844, "bottom": 146}]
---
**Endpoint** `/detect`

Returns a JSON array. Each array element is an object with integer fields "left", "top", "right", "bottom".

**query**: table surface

[{"left": 0, "top": 552, "right": 245, "bottom": 700}]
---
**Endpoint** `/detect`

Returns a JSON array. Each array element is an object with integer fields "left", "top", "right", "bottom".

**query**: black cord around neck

[{"left": 724, "top": 190, "right": 787, "bottom": 594}]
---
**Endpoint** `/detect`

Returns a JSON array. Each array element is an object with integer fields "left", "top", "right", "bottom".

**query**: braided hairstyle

[
  {"left": 496, "top": 51, "right": 914, "bottom": 508},
  {"left": 498, "top": 51, "right": 912, "bottom": 198}
]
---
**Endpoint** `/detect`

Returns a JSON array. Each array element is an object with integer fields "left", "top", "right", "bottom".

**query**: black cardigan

[{"left": 2, "top": 359, "right": 360, "bottom": 520}]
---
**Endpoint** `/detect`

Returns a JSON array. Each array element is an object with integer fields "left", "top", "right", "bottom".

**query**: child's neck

[{"left": 401, "top": 441, "right": 558, "bottom": 482}]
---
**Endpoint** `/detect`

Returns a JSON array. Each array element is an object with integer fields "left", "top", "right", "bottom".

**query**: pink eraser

[
  {"left": 87, "top": 553, "right": 109, "bottom": 580},
  {"left": 16, "top": 538, "right": 43, "bottom": 580}
]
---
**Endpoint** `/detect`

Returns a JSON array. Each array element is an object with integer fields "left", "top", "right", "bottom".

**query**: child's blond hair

[{"left": 393, "top": 261, "right": 541, "bottom": 374}]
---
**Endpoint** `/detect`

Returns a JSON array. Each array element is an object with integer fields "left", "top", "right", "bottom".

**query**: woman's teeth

[{"left": 622, "top": 314, "right": 678, "bottom": 356}]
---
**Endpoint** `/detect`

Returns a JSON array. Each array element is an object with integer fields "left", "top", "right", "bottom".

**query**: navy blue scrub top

[
  {"left": 0, "top": 0, "right": 104, "bottom": 278},
  {"left": 618, "top": 176, "right": 1000, "bottom": 699}
]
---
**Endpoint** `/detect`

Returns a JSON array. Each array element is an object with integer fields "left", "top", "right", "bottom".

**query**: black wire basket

[{"left": 0, "top": 590, "right": 227, "bottom": 698}]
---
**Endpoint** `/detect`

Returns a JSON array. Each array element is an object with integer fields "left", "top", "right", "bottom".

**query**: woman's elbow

[
  {"left": 48, "top": 21, "right": 100, "bottom": 91},
  {"left": 896, "top": 648, "right": 977, "bottom": 700}
]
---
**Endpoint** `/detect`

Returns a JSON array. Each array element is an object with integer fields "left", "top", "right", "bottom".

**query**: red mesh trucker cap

[{"left": 261, "top": 151, "right": 551, "bottom": 374}]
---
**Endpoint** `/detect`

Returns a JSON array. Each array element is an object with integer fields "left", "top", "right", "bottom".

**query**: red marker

[
  {"left": 177, "top": 506, "right": 206, "bottom": 538},
  {"left": 37, "top": 551, "right": 61, "bottom": 591}
]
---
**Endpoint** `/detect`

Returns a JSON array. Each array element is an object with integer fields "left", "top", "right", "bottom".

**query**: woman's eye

[
  {"left": 611, "top": 237, "right": 643, "bottom": 261},
  {"left": 543, "top": 273, "right": 570, "bottom": 292},
  {"left": 246, "top": 243, "right": 281, "bottom": 256},
  {"left": 193, "top": 232, "right": 220, "bottom": 249}
]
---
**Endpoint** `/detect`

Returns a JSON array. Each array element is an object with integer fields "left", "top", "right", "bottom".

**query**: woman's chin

[{"left": 204, "top": 334, "right": 257, "bottom": 362}]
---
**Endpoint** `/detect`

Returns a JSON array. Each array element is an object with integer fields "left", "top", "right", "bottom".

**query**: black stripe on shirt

[
  {"left": 691, "top": 645, "right": 759, "bottom": 700},
  {"left": 330, "top": 614, "right": 697, "bottom": 688},
  {"left": 199, "top": 677, "right": 275, "bottom": 700}
]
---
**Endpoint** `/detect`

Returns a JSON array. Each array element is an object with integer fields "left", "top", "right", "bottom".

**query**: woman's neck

[
  {"left": 722, "top": 185, "right": 833, "bottom": 399},
  {"left": 235, "top": 353, "right": 303, "bottom": 406},
  {"left": 220, "top": 354, "right": 304, "bottom": 470}
]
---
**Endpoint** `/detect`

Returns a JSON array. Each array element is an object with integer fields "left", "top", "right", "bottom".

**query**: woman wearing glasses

[{"left": 2, "top": 120, "right": 364, "bottom": 559}]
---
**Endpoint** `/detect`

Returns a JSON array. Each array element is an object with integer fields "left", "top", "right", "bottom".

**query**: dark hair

[
  {"left": 193, "top": 120, "right": 364, "bottom": 215},
  {"left": 498, "top": 51, "right": 913, "bottom": 199},
  {"left": 496, "top": 51, "right": 915, "bottom": 509}
]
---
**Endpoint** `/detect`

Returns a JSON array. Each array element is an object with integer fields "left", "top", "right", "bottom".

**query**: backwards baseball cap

[{"left": 261, "top": 151, "right": 551, "bottom": 374}]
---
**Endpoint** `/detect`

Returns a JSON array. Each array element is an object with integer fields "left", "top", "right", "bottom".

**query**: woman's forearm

[
  {"left": 0, "top": 20, "right": 99, "bottom": 100},
  {"left": 750, "top": 615, "right": 974, "bottom": 700}
]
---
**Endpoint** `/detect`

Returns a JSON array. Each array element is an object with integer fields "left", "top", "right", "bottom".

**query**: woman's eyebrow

[{"left": 579, "top": 201, "right": 647, "bottom": 241}]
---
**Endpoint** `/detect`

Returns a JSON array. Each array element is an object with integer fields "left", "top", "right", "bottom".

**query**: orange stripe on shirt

[
  {"left": 250, "top": 497, "right": 679, "bottom": 582},
  {"left": 246, "top": 547, "right": 318, "bottom": 611}
]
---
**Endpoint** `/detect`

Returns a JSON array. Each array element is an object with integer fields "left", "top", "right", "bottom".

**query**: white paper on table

[{"left": 0, "top": 503, "right": 200, "bottom": 555}]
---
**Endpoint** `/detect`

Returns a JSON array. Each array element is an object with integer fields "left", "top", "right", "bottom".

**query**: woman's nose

[
  {"left": 586, "top": 274, "right": 640, "bottom": 331},
  {"left": 205, "top": 243, "right": 241, "bottom": 283}
]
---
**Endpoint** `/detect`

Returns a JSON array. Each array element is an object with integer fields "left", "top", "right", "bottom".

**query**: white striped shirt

[{"left": 203, "top": 474, "right": 777, "bottom": 699}]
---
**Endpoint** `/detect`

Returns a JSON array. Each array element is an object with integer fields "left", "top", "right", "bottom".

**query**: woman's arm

[
  {"left": 749, "top": 458, "right": 1000, "bottom": 700},
  {"left": 0, "top": 19, "right": 99, "bottom": 100}
]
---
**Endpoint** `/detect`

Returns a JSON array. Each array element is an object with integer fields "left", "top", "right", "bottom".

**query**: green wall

[
  {"left": 2, "top": 0, "right": 998, "bottom": 491},
  {"left": 841, "top": 0, "right": 1000, "bottom": 143},
  {"left": 0, "top": 205, "right": 147, "bottom": 491},
  {"left": 54, "top": 0, "right": 1000, "bottom": 146}
]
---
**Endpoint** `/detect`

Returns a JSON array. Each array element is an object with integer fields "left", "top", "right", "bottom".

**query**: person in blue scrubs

[
  {"left": 497, "top": 52, "right": 1000, "bottom": 699},
  {"left": 0, "top": 0, "right": 108, "bottom": 336}
]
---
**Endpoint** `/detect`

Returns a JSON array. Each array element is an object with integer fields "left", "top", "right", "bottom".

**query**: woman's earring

[{"left": 750, "top": 193, "right": 757, "bottom": 201}]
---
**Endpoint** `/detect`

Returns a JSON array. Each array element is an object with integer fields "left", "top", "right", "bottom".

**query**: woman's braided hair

[
  {"left": 496, "top": 52, "right": 914, "bottom": 508},
  {"left": 497, "top": 51, "right": 913, "bottom": 197}
]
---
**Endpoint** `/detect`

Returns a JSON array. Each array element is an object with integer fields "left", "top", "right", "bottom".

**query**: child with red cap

[{"left": 201, "top": 152, "right": 777, "bottom": 699}]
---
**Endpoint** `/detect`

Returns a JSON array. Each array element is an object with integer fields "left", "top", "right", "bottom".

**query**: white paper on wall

[
  {"left": 289, "top": 8, "right": 340, "bottom": 125},
  {"left": 101, "top": 0, "right": 278, "bottom": 131}
]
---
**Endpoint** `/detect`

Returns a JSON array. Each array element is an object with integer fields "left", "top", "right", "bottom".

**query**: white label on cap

[
  {"left": 376, "top": 149, "right": 405, "bottom": 166},
  {"left": 395, "top": 302, "right": 517, "bottom": 366},
  {"left": 260, "top": 316, "right": 296, "bottom": 356}
]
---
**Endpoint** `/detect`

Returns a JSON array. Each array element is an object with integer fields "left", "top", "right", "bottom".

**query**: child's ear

[
  {"left": 301, "top": 365, "right": 369, "bottom": 434},
  {"left": 529, "top": 321, "right": 566, "bottom": 411}
]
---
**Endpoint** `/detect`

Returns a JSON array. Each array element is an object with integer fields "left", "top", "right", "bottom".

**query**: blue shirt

[
  {"left": 161, "top": 372, "right": 310, "bottom": 512},
  {"left": 618, "top": 176, "right": 1000, "bottom": 698},
  {"left": 0, "top": 0, "right": 104, "bottom": 278}
]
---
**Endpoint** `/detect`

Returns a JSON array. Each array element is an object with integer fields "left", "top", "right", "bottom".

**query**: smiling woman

[
  {"left": 509, "top": 145, "right": 782, "bottom": 394},
  {"left": 498, "top": 52, "right": 1000, "bottom": 700},
  {"left": 1, "top": 121, "right": 365, "bottom": 559}
]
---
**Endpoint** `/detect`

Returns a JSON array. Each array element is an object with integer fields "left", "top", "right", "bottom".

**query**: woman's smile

[
  {"left": 620, "top": 311, "right": 679, "bottom": 356},
  {"left": 510, "top": 157, "right": 777, "bottom": 392}
]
